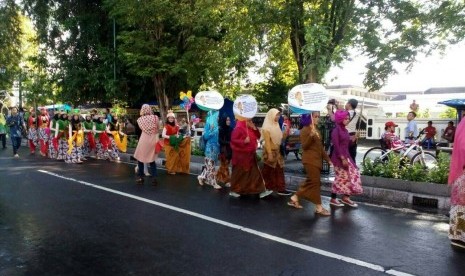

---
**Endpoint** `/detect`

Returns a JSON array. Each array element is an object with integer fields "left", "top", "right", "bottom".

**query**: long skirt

[
  {"left": 38, "top": 128, "right": 49, "bottom": 156},
  {"left": 48, "top": 135, "right": 58, "bottom": 159},
  {"left": 199, "top": 157, "right": 218, "bottom": 186},
  {"left": 165, "top": 138, "right": 191, "bottom": 174},
  {"left": 262, "top": 164, "right": 286, "bottom": 192},
  {"left": 56, "top": 139, "right": 68, "bottom": 160},
  {"left": 449, "top": 171, "right": 465, "bottom": 243},
  {"left": 332, "top": 161, "right": 363, "bottom": 195},
  {"left": 296, "top": 164, "right": 322, "bottom": 205},
  {"left": 216, "top": 155, "right": 230, "bottom": 184},
  {"left": 65, "top": 142, "right": 82, "bottom": 163},
  {"left": 28, "top": 128, "right": 38, "bottom": 152},
  {"left": 230, "top": 162, "right": 266, "bottom": 195},
  {"left": 96, "top": 138, "right": 120, "bottom": 161}
]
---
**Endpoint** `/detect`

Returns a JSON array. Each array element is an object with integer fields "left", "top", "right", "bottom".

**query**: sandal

[
  {"left": 315, "top": 208, "right": 331, "bottom": 216},
  {"left": 136, "top": 177, "right": 144, "bottom": 184},
  {"left": 287, "top": 199, "right": 303, "bottom": 209}
]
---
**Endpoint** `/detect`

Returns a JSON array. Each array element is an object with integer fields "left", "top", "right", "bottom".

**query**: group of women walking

[
  {"left": 25, "top": 108, "right": 125, "bottom": 164},
  {"left": 133, "top": 103, "right": 363, "bottom": 217}
]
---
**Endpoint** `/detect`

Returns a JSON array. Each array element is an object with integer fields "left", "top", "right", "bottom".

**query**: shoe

[
  {"left": 152, "top": 179, "right": 158, "bottom": 186},
  {"left": 213, "top": 183, "right": 222, "bottom": 189},
  {"left": 136, "top": 177, "right": 144, "bottom": 184},
  {"left": 229, "top": 192, "right": 240, "bottom": 198},
  {"left": 225, "top": 182, "right": 231, "bottom": 188},
  {"left": 315, "top": 208, "right": 331, "bottom": 216},
  {"left": 287, "top": 199, "right": 303, "bottom": 209},
  {"left": 341, "top": 198, "right": 358, "bottom": 208},
  {"left": 197, "top": 176, "right": 205, "bottom": 186},
  {"left": 259, "top": 190, "right": 273, "bottom": 199},
  {"left": 14, "top": 154, "right": 19, "bottom": 158},
  {"left": 277, "top": 190, "right": 292, "bottom": 196},
  {"left": 330, "top": 199, "right": 344, "bottom": 207}
]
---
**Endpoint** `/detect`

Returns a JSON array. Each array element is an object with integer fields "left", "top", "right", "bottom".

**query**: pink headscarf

[
  {"left": 448, "top": 119, "right": 465, "bottom": 184},
  {"left": 334, "top": 110, "right": 349, "bottom": 125}
]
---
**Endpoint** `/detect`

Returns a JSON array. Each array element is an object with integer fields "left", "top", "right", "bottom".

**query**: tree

[
  {"left": 0, "top": 0, "right": 22, "bottom": 90},
  {"left": 247, "top": 0, "right": 465, "bottom": 91}
]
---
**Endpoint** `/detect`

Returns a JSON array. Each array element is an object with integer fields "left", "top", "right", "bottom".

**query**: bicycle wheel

[
  {"left": 363, "top": 147, "right": 388, "bottom": 165},
  {"left": 411, "top": 152, "right": 438, "bottom": 169}
]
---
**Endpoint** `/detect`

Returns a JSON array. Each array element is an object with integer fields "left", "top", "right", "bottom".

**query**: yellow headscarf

[{"left": 261, "top": 108, "right": 283, "bottom": 145}]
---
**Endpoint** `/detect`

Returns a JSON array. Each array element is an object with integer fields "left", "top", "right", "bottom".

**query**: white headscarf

[{"left": 261, "top": 108, "right": 283, "bottom": 145}]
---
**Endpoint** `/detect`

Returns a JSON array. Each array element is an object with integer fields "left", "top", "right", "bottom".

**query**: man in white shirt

[
  {"left": 404, "top": 111, "right": 418, "bottom": 144},
  {"left": 345, "top": 99, "right": 360, "bottom": 162}
]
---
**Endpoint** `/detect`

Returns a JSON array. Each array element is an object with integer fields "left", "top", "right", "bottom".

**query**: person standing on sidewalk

[
  {"left": 6, "top": 107, "right": 26, "bottom": 157},
  {"left": 0, "top": 113, "right": 7, "bottom": 149},
  {"left": 345, "top": 98, "right": 359, "bottom": 162},
  {"left": 229, "top": 117, "right": 272, "bottom": 199},
  {"left": 261, "top": 108, "right": 291, "bottom": 195},
  {"left": 197, "top": 110, "right": 222, "bottom": 189},
  {"left": 287, "top": 112, "right": 332, "bottom": 216},
  {"left": 329, "top": 110, "right": 363, "bottom": 208},
  {"left": 404, "top": 111, "right": 418, "bottom": 144},
  {"left": 134, "top": 104, "right": 159, "bottom": 185},
  {"left": 448, "top": 118, "right": 465, "bottom": 250}
]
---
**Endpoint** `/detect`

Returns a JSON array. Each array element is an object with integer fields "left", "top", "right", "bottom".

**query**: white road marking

[{"left": 38, "top": 169, "right": 414, "bottom": 276}]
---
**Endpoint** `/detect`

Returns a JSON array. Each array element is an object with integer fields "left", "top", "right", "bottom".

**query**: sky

[{"left": 324, "top": 42, "right": 465, "bottom": 93}]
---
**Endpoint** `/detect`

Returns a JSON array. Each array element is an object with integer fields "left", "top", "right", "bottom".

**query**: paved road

[{"left": 0, "top": 146, "right": 463, "bottom": 276}]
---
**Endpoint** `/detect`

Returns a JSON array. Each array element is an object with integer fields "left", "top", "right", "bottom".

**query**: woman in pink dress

[
  {"left": 329, "top": 110, "right": 363, "bottom": 208},
  {"left": 448, "top": 119, "right": 465, "bottom": 249},
  {"left": 133, "top": 104, "right": 159, "bottom": 185}
]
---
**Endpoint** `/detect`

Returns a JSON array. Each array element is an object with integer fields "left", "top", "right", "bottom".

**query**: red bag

[{"left": 155, "top": 140, "right": 164, "bottom": 154}]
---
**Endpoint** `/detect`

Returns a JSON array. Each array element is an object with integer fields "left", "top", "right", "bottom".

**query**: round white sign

[
  {"left": 233, "top": 94, "right": 258, "bottom": 119},
  {"left": 288, "top": 83, "right": 328, "bottom": 114},
  {"left": 194, "top": 91, "right": 224, "bottom": 111}
]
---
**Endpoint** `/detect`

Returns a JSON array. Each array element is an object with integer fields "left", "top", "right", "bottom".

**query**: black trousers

[{"left": 0, "top": 134, "right": 6, "bottom": 148}]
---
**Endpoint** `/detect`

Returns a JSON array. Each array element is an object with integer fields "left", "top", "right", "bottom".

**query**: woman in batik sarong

[
  {"left": 229, "top": 117, "right": 272, "bottom": 199},
  {"left": 162, "top": 111, "right": 191, "bottom": 175},
  {"left": 48, "top": 113, "right": 60, "bottom": 159},
  {"left": 81, "top": 114, "right": 95, "bottom": 158},
  {"left": 27, "top": 111, "right": 38, "bottom": 154},
  {"left": 329, "top": 110, "right": 363, "bottom": 208},
  {"left": 448, "top": 119, "right": 465, "bottom": 250},
  {"left": 37, "top": 108, "right": 50, "bottom": 157},
  {"left": 261, "top": 108, "right": 290, "bottom": 195},
  {"left": 64, "top": 112, "right": 84, "bottom": 164},
  {"left": 55, "top": 113, "right": 70, "bottom": 161},
  {"left": 197, "top": 110, "right": 221, "bottom": 189},
  {"left": 134, "top": 104, "right": 159, "bottom": 185},
  {"left": 93, "top": 115, "right": 111, "bottom": 160}
]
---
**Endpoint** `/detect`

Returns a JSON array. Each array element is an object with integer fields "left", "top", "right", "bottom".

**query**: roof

[{"left": 424, "top": 87, "right": 465, "bottom": 94}]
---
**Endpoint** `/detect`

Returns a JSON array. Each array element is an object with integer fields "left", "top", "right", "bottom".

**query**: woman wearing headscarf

[
  {"left": 162, "top": 110, "right": 191, "bottom": 174},
  {"left": 330, "top": 110, "right": 363, "bottom": 208},
  {"left": 134, "top": 104, "right": 159, "bottom": 185},
  {"left": 261, "top": 108, "right": 290, "bottom": 195},
  {"left": 229, "top": 117, "right": 272, "bottom": 199},
  {"left": 197, "top": 110, "right": 221, "bottom": 189},
  {"left": 217, "top": 116, "right": 233, "bottom": 186},
  {"left": 287, "top": 112, "right": 332, "bottom": 216},
  {"left": 448, "top": 119, "right": 465, "bottom": 249},
  {"left": 65, "top": 111, "right": 84, "bottom": 164}
]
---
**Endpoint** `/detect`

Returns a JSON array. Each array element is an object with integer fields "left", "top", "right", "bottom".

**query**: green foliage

[
  {"left": 127, "top": 136, "right": 138, "bottom": 148},
  {"left": 362, "top": 151, "right": 450, "bottom": 184},
  {"left": 439, "top": 107, "right": 457, "bottom": 119},
  {"left": 0, "top": 1, "right": 22, "bottom": 89},
  {"left": 191, "top": 147, "right": 204, "bottom": 157}
]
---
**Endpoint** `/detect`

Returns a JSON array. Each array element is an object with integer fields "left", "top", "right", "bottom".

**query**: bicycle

[{"left": 363, "top": 132, "right": 438, "bottom": 169}]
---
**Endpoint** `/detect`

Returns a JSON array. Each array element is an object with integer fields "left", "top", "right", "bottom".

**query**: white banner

[
  {"left": 195, "top": 91, "right": 224, "bottom": 111},
  {"left": 233, "top": 94, "right": 258, "bottom": 119},
  {"left": 288, "top": 83, "right": 328, "bottom": 114}
]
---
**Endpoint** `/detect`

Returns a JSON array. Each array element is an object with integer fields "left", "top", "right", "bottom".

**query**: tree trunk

[
  {"left": 303, "top": 68, "right": 319, "bottom": 84},
  {"left": 152, "top": 73, "right": 169, "bottom": 120}
]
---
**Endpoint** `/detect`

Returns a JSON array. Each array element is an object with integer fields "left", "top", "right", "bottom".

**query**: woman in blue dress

[{"left": 197, "top": 110, "right": 221, "bottom": 189}]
